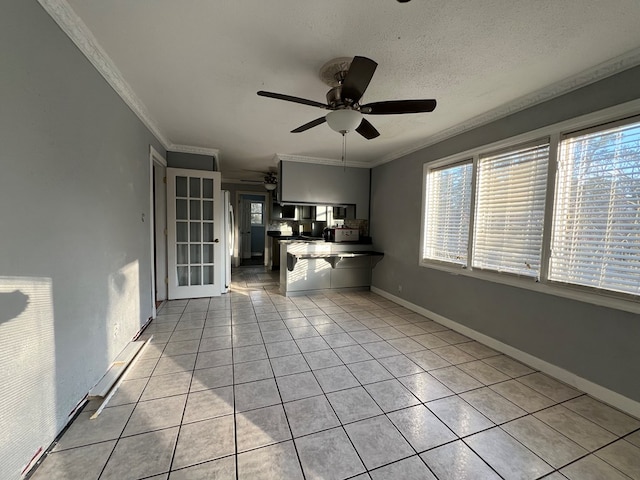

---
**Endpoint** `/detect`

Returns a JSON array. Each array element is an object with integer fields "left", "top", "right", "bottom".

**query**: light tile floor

[{"left": 30, "top": 266, "right": 640, "bottom": 479}]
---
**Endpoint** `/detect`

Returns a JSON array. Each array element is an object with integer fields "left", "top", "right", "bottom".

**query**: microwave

[{"left": 325, "top": 228, "right": 359, "bottom": 242}]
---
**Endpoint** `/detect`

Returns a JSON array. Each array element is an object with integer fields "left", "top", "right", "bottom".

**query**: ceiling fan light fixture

[
  {"left": 326, "top": 109, "right": 362, "bottom": 134},
  {"left": 264, "top": 172, "right": 278, "bottom": 190}
]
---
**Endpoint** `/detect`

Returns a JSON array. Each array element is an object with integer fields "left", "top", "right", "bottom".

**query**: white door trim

[{"left": 149, "top": 145, "right": 167, "bottom": 319}]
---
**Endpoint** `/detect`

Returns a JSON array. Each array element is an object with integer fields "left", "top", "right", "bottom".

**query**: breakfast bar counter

[
  {"left": 286, "top": 250, "right": 383, "bottom": 271},
  {"left": 279, "top": 241, "right": 383, "bottom": 296}
]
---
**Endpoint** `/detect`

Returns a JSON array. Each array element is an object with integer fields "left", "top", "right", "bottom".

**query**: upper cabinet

[
  {"left": 299, "top": 205, "right": 316, "bottom": 220},
  {"left": 270, "top": 203, "right": 297, "bottom": 220},
  {"left": 279, "top": 161, "right": 371, "bottom": 219}
]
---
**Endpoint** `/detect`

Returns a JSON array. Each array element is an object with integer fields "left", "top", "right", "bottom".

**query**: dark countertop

[
  {"left": 267, "top": 231, "right": 373, "bottom": 244},
  {"left": 267, "top": 233, "right": 323, "bottom": 241}
]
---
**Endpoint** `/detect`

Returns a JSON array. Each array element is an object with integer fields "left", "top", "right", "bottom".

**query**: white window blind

[
  {"left": 472, "top": 142, "right": 549, "bottom": 277},
  {"left": 423, "top": 161, "right": 472, "bottom": 264},
  {"left": 550, "top": 118, "right": 640, "bottom": 296}
]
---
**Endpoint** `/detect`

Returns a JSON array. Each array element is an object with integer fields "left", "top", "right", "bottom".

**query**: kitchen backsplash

[
  {"left": 268, "top": 219, "right": 369, "bottom": 237},
  {"left": 344, "top": 219, "right": 369, "bottom": 236},
  {"left": 267, "top": 221, "right": 295, "bottom": 235}
]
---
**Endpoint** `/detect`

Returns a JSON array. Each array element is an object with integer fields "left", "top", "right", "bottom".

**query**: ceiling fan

[
  {"left": 238, "top": 170, "right": 278, "bottom": 190},
  {"left": 257, "top": 56, "right": 437, "bottom": 139}
]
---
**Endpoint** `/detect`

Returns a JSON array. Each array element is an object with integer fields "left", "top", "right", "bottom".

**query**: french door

[{"left": 167, "top": 168, "right": 222, "bottom": 299}]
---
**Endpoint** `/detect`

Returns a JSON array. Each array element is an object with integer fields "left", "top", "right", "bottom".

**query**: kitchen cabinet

[
  {"left": 299, "top": 205, "right": 316, "bottom": 220},
  {"left": 270, "top": 203, "right": 297, "bottom": 220},
  {"left": 279, "top": 160, "right": 370, "bottom": 220}
]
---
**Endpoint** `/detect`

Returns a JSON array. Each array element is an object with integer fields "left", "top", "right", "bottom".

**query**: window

[
  {"left": 420, "top": 109, "right": 640, "bottom": 307},
  {"left": 423, "top": 161, "right": 472, "bottom": 264},
  {"left": 550, "top": 119, "right": 640, "bottom": 296},
  {"left": 473, "top": 142, "right": 549, "bottom": 277},
  {"left": 250, "top": 202, "right": 263, "bottom": 225}
]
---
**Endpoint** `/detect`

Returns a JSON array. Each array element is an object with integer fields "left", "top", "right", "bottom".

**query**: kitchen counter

[
  {"left": 268, "top": 233, "right": 332, "bottom": 270},
  {"left": 267, "top": 231, "right": 373, "bottom": 244},
  {"left": 269, "top": 235, "right": 324, "bottom": 241},
  {"left": 280, "top": 242, "right": 383, "bottom": 296},
  {"left": 286, "top": 250, "right": 383, "bottom": 271}
]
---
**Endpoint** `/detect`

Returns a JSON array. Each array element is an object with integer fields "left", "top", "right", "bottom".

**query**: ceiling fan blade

[
  {"left": 356, "top": 118, "right": 380, "bottom": 140},
  {"left": 257, "top": 91, "right": 328, "bottom": 109},
  {"left": 361, "top": 99, "right": 437, "bottom": 115},
  {"left": 341, "top": 56, "right": 378, "bottom": 104},
  {"left": 291, "top": 116, "right": 327, "bottom": 133}
]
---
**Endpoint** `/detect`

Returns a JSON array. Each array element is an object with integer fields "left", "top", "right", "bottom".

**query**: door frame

[
  {"left": 148, "top": 145, "right": 167, "bottom": 319},
  {"left": 235, "top": 191, "right": 268, "bottom": 267},
  {"left": 240, "top": 197, "right": 252, "bottom": 260}
]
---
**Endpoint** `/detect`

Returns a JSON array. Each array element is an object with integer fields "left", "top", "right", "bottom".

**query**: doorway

[
  {"left": 149, "top": 146, "right": 167, "bottom": 316},
  {"left": 238, "top": 193, "right": 267, "bottom": 266}
]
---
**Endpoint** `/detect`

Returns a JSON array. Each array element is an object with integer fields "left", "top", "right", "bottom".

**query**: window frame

[
  {"left": 547, "top": 117, "right": 640, "bottom": 301},
  {"left": 250, "top": 201, "right": 264, "bottom": 226},
  {"left": 422, "top": 159, "right": 474, "bottom": 266},
  {"left": 472, "top": 139, "right": 551, "bottom": 279},
  {"left": 418, "top": 99, "right": 640, "bottom": 314}
]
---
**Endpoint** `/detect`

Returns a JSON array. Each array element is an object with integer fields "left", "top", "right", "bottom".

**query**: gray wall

[
  {"left": 167, "top": 151, "right": 217, "bottom": 171},
  {"left": 280, "top": 161, "right": 371, "bottom": 220},
  {"left": 370, "top": 66, "right": 640, "bottom": 403},
  {"left": 0, "top": 2, "right": 164, "bottom": 478}
]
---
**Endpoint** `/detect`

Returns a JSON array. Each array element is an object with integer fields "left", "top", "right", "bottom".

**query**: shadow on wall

[
  {"left": 0, "top": 290, "right": 30, "bottom": 324},
  {"left": 0, "top": 260, "right": 143, "bottom": 479},
  {"left": 0, "top": 276, "right": 57, "bottom": 478}
]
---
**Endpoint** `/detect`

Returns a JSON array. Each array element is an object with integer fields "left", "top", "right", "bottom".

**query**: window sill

[{"left": 419, "top": 259, "right": 640, "bottom": 315}]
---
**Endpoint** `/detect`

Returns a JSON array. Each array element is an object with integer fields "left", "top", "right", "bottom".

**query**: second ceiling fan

[{"left": 257, "top": 56, "right": 437, "bottom": 139}]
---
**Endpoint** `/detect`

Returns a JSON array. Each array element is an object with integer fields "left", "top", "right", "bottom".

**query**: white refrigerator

[{"left": 221, "top": 190, "right": 234, "bottom": 293}]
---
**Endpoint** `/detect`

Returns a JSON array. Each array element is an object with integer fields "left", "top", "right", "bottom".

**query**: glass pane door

[{"left": 167, "top": 168, "right": 221, "bottom": 299}]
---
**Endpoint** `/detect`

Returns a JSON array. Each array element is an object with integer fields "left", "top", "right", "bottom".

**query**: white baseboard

[{"left": 371, "top": 287, "right": 640, "bottom": 419}]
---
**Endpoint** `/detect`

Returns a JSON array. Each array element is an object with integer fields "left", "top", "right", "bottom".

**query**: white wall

[{"left": 0, "top": 2, "right": 164, "bottom": 478}]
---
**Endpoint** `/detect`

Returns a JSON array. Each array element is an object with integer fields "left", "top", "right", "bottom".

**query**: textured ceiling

[{"left": 58, "top": 0, "right": 640, "bottom": 179}]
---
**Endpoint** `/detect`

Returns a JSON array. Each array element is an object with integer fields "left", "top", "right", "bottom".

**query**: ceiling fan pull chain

[{"left": 342, "top": 132, "right": 347, "bottom": 171}]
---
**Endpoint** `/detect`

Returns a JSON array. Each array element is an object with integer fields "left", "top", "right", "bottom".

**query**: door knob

[{"left": 214, "top": 238, "right": 219, "bottom": 243}]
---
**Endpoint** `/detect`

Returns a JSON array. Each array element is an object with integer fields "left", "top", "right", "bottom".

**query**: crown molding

[
  {"left": 168, "top": 144, "right": 220, "bottom": 158},
  {"left": 39, "top": 0, "right": 640, "bottom": 170},
  {"left": 371, "top": 46, "right": 640, "bottom": 167},
  {"left": 275, "top": 153, "right": 370, "bottom": 169},
  {"left": 38, "top": 0, "right": 172, "bottom": 150},
  {"left": 221, "top": 179, "right": 264, "bottom": 186}
]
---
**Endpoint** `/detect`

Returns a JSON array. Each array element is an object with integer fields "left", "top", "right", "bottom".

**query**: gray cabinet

[
  {"left": 330, "top": 257, "right": 373, "bottom": 288},
  {"left": 279, "top": 161, "right": 370, "bottom": 220}
]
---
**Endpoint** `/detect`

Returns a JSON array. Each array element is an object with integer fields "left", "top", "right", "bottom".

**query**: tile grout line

[
  {"left": 252, "top": 291, "right": 309, "bottom": 480},
  {"left": 284, "top": 292, "right": 547, "bottom": 478},
  {"left": 164, "top": 299, "right": 208, "bottom": 477},
  {"left": 194, "top": 292, "right": 602, "bottom": 478},
  {"left": 95, "top": 304, "right": 182, "bottom": 480},
  {"left": 229, "top": 296, "right": 240, "bottom": 480},
  {"left": 299, "top": 301, "right": 435, "bottom": 478},
  {"left": 262, "top": 289, "right": 372, "bottom": 477},
  {"left": 38, "top": 282, "right": 639, "bottom": 480},
  {"left": 97, "top": 302, "right": 185, "bottom": 479}
]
